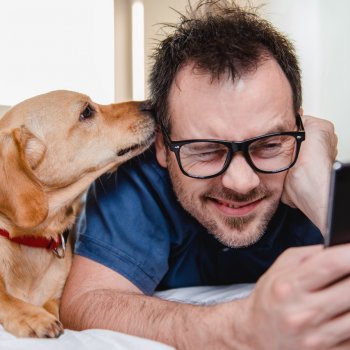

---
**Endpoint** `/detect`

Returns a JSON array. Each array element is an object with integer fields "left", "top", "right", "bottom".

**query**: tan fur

[{"left": 0, "top": 90, "right": 155, "bottom": 337}]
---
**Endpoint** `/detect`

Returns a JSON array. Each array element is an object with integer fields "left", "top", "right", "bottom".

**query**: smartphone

[{"left": 324, "top": 161, "right": 350, "bottom": 247}]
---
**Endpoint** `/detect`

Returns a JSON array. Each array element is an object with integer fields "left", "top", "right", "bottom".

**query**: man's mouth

[{"left": 209, "top": 197, "right": 264, "bottom": 216}]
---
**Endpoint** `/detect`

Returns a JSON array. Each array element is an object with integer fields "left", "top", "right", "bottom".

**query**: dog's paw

[{"left": 3, "top": 307, "right": 64, "bottom": 338}]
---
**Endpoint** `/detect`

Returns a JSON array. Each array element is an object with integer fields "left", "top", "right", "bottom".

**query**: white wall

[{"left": 0, "top": 0, "right": 114, "bottom": 106}]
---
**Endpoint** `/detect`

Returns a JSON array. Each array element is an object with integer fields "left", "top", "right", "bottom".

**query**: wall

[
  {"left": 0, "top": 0, "right": 114, "bottom": 106},
  {"left": 114, "top": 0, "right": 132, "bottom": 101},
  {"left": 143, "top": 0, "right": 188, "bottom": 98},
  {"left": 260, "top": 0, "right": 350, "bottom": 161}
]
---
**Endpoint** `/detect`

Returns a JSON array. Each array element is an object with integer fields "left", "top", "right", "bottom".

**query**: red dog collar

[{"left": 0, "top": 228, "right": 66, "bottom": 258}]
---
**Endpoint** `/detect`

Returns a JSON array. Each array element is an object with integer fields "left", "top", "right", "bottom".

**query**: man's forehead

[
  {"left": 168, "top": 58, "right": 292, "bottom": 112},
  {"left": 167, "top": 58, "right": 295, "bottom": 140},
  {"left": 171, "top": 56, "right": 276, "bottom": 92}
]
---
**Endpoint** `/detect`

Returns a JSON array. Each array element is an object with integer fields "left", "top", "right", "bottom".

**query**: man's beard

[{"left": 167, "top": 156, "right": 280, "bottom": 248}]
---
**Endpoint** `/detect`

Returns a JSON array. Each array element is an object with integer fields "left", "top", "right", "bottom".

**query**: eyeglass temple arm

[
  {"left": 296, "top": 114, "right": 305, "bottom": 131},
  {"left": 160, "top": 124, "right": 172, "bottom": 146}
]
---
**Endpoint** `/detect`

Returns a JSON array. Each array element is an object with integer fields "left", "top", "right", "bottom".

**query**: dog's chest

[{"left": 1, "top": 242, "right": 71, "bottom": 306}]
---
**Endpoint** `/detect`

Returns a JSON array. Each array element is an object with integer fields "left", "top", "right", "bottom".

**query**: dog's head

[{"left": 0, "top": 90, "right": 155, "bottom": 229}]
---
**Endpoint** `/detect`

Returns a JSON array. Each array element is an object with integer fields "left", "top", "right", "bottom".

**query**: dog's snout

[
  {"left": 139, "top": 101, "right": 155, "bottom": 118},
  {"left": 139, "top": 100, "right": 152, "bottom": 111}
]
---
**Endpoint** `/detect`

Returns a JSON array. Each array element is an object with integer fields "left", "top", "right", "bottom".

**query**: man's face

[{"left": 155, "top": 59, "right": 296, "bottom": 247}]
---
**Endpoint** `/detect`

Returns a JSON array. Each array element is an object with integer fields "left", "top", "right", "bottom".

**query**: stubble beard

[{"left": 167, "top": 156, "right": 280, "bottom": 248}]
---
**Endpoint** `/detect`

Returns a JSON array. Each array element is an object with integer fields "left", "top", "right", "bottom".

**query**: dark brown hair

[{"left": 149, "top": 0, "right": 301, "bottom": 132}]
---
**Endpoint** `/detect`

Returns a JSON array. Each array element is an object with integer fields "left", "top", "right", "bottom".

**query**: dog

[{"left": 0, "top": 90, "right": 155, "bottom": 338}]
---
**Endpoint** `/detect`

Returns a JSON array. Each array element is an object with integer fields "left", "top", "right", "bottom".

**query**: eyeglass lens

[{"left": 178, "top": 135, "right": 297, "bottom": 177}]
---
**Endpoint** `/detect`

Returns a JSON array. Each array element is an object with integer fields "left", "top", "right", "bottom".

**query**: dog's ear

[
  {"left": 14, "top": 126, "right": 47, "bottom": 170},
  {"left": 0, "top": 128, "right": 48, "bottom": 228}
]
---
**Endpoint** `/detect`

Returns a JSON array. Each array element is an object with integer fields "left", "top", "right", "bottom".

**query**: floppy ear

[
  {"left": 14, "top": 126, "right": 47, "bottom": 170},
  {"left": 0, "top": 127, "right": 48, "bottom": 229}
]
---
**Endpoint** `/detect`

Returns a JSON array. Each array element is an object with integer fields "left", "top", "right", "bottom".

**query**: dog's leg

[
  {"left": 43, "top": 298, "right": 60, "bottom": 319},
  {"left": 0, "top": 281, "right": 63, "bottom": 338}
]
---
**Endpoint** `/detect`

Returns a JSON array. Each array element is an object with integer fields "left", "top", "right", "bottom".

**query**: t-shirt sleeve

[{"left": 74, "top": 160, "right": 172, "bottom": 295}]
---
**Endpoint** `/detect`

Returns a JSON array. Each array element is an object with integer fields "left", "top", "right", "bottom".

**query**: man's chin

[
  {"left": 213, "top": 229, "right": 265, "bottom": 248},
  {"left": 203, "top": 198, "right": 280, "bottom": 248},
  {"left": 208, "top": 215, "right": 267, "bottom": 248}
]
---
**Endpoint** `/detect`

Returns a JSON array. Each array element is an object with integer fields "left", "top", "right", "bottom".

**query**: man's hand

[
  {"left": 240, "top": 244, "right": 350, "bottom": 350},
  {"left": 282, "top": 115, "right": 338, "bottom": 233}
]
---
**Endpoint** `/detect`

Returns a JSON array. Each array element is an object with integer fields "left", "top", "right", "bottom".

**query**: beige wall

[
  {"left": 114, "top": 0, "right": 187, "bottom": 101},
  {"left": 143, "top": 0, "right": 188, "bottom": 98},
  {"left": 114, "top": 0, "right": 132, "bottom": 102}
]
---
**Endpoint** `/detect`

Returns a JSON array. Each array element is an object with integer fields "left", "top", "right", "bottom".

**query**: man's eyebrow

[{"left": 263, "top": 121, "right": 296, "bottom": 134}]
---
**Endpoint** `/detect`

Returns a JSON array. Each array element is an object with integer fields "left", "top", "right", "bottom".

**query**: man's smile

[{"left": 208, "top": 197, "right": 264, "bottom": 216}]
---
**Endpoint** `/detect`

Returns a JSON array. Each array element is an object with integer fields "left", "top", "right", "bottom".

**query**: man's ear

[
  {"left": 0, "top": 128, "right": 48, "bottom": 229},
  {"left": 155, "top": 130, "right": 168, "bottom": 168}
]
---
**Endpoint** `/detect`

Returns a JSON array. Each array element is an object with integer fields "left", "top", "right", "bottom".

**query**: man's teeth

[{"left": 217, "top": 200, "right": 244, "bottom": 209}]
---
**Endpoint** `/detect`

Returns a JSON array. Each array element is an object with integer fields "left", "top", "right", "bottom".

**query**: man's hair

[{"left": 149, "top": 0, "right": 302, "bottom": 132}]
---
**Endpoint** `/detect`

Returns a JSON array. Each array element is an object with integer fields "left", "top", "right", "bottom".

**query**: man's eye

[
  {"left": 190, "top": 150, "right": 226, "bottom": 161},
  {"left": 79, "top": 104, "right": 95, "bottom": 121},
  {"left": 260, "top": 142, "right": 281, "bottom": 149},
  {"left": 194, "top": 151, "right": 217, "bottom": 159}
]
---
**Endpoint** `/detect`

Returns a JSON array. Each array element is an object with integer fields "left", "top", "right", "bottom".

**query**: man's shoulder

[
  {"left": 121, "top": 146, "right": 168, "bottom": 185},
  {"left": 91, "top": 146, "right": 198, "bottom": 231},
  {"left": 95, "top": 146, "right": 170, "bottom": 198}
]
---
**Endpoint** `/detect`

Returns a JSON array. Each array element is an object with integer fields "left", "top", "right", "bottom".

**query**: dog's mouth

[
  {"left": 116, "top": 130, "right": 156, "bottom": 157},
  {"left": 117, "top": 144, "right": 141, "bottom": 157}
]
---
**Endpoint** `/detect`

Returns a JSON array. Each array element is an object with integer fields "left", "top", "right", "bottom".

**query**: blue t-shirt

[{"left": 75, "top": 148, "right": 323, "bottom": 295}]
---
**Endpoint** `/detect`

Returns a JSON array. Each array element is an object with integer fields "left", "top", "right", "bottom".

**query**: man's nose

[{"left": 221, "top": 153, "right": 260, "bottom": 194}]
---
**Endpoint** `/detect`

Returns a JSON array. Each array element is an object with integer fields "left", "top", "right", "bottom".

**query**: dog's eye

[{"left": 79, "top": 104, "right": 95, "bottom": 121}]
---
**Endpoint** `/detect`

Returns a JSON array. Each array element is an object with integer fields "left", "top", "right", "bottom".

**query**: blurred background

[{"left": 0, "top": 0, "right": 349, "bottom": 160}]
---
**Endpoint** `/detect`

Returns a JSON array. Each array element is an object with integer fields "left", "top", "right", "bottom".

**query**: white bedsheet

[
  {"left": 0, "top": 284, "right": 254, "bottom": 349},
  {"left": 0, "top": 326, "right": 174, "bottom": 350},
  {"left": 155, "top": 283, "right": 254, "bottom": 305}
]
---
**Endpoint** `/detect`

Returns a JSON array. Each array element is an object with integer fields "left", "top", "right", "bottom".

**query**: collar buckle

[{"left": 53, "top": 234, "right": 66, "bottom": 259}]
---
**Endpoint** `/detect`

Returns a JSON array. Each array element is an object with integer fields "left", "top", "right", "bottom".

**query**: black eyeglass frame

[{"left": 162, "top": 114, "right": 305, "bottom": 179}]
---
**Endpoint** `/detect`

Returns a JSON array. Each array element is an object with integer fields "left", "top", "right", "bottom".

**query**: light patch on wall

[
  {"left": 0, "top": 0, "right": 114, "bottom": 106},
  {"left": 132, "top": 0, "right": 145, "bottom": 100}
]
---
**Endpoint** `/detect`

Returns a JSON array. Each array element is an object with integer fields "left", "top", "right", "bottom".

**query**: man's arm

[
  {"left": 60, "top": 255, "right": 248, "bottom": 349},
  {"left": 61, "top": 247, "right": 350, "bottom": 350},
  {"left": 282, "top": 115, "right": 338, "bottom": 234}
]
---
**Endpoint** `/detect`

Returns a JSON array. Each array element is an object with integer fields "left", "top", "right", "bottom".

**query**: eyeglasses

[{"left": 162, "top": 114, "right": 305, "bottom": 179}]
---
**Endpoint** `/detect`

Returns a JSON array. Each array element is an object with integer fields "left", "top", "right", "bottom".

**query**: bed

[{"left": 0, "top": 284, "right": 254, "bottom": 349}]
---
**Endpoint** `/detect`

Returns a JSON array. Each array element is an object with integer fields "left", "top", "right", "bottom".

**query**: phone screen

[{"left": 324, "top": 162, "right": 350, "bottom": 247}]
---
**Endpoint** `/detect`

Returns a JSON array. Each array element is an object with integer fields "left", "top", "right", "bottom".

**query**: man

[{"left": 61, "top": 1, "right": 350, "bottom": 349}]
